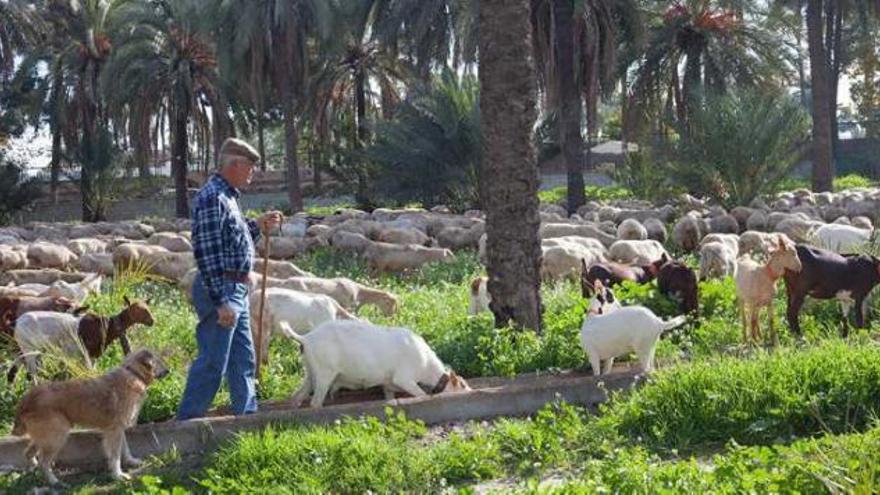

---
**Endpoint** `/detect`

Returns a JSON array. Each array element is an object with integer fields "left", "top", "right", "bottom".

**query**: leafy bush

[
  {"left": 368, "top": 69, "right": 481, "bottom": 212},
  {"left": 538, "top": 184, "right": 633, "bottom": 205},
  {"left": 609, "top": 149, "right": 680, "bottom": 202},
  {"left": 663, "top": 90, "right": 809, "bottom": 208},
  {"left": 834, "top": 173, "right": 875, "bottom": 190}
]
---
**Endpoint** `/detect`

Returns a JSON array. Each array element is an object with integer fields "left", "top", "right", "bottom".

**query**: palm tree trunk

[
  {"left": 354, "top": 71, "right": 370, "bottom": 207},
  {"left": 553, "top": 0, "right": 585, "bottom": 214},
  {"left": 50, "top": 127, "right": 62, "bottom": 204},
  {"left": 172, "top": 101, "right": 189, "bottom": 218},
  {"left": 257, "top": 115, "right": 266, "bottom": 172},
  {"left": 284, "top": 95, "right": 304, "bottom": 212},
  {"left": 807, "top": 0, "right": 833, "bottom": 192},
  {"left": 479, "top": 0, "right": 543, "bottom": 332}
]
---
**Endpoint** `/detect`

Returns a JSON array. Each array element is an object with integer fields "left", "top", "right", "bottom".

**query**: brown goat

[
  {"left": 580, "top": 256, "right": 667, "bottom": 298},
  {"left": 657, "top": 260, "right": 699, "bottom": 315},
  {"left": 6, "top": 296, "right": 154, "bottom": 383},
  {"left": 0, "top": 295, "right": 77, "bottom": 335}
]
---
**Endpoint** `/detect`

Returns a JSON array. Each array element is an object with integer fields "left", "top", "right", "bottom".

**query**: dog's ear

[{"left": 123, "top": 295, "right": 131, "bottom": 306}]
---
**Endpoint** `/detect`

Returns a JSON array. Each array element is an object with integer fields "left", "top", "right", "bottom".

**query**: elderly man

[{"left": 177, "top": 138, "right": 282, "bottom": 420}]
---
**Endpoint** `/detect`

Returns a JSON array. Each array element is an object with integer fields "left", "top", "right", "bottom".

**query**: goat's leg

[
  {"left": 768, "top": 305, "right": 779, "bottom": 347},
  {"left": 786, "top": 292, "right": 805, "bottom": 338},
  {"left": 739, "top": 301, "right": 749, "bottom": 345},
  {"left": 750, "top": 309, "right": 760, "bottom": 345},
  {"left": 854, "top": 295, "right": 868, "bottom": 330},
  {"left": 119, "top": 335, "right": 131, "bottom": 355},
  {"left": 602, "top": 357, "right": 615, "bottom": 375}
]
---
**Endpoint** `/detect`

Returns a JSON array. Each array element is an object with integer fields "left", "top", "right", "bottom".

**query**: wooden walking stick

[{"left": 255, "top": 215, "right": 281, "bottom": 380}]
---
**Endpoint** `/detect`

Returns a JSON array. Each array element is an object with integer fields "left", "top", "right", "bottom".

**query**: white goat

[
  {"left": 285, "top": 320, "right": 470, "bottom": 408},
  {"left": 249, "top": 287, "right": 358, "bottom": 366}
]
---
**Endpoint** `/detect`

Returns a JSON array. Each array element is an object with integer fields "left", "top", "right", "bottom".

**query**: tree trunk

[
  {"left": 553, "top": 0, "right": 585, "bottom": 214},
  {"left": 172, "top": 101, "right": 190, "bottom": 218},
  {"left": 807, "top": 0, "right": 833, "bottom": 192},
  {"left": 257, "top": 116, "right": 266, "bottom": 171},
  {"left": 479, "top": 0, "right": 543, "bottom": 332},
  {"left": 284, "top": 95, "right": 304, "bottom": 212},
  {"left": 354, "top": 71, "right": 370, "bottom": 207},
  {"left": 50, "top": 127, "right": 62, "bottom": 204},
  {"left": 828, "top": 3, "right": 843, "bottom": 158}
]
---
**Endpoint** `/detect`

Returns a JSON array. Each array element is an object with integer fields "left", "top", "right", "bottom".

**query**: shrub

[
  {"left": 0, "top": 152, "right": 40, "bottom": 225},
  {"left": 663, "top": 89, "right": 809, "bottom": 208},
  {"left": 368, "top": 69, "right": 481, "bottom": 212}
]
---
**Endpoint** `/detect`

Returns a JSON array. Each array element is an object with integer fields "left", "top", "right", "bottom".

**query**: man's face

[{"left": 227, "top": 158, "right": 256, "bottom": 188}]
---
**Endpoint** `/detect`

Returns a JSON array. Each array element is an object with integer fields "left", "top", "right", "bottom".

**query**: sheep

[
  {"left": 708, "top": 214, "right": 740, "bottom": 234},
  {"left": 66, "top": 238, "right": 108, "bottom": 257},
  {"left": 9, "top": 297, "right": 154, "bottom": 382},
  {"left": 43, "top": 274, "right": 103, "bottom": 304},
  {"left": 644, "top": 218, "right": 668, "bottom": 243},
  {"left": 252, "top": 274, "right": 399, "bottom": 316},
  {"left": 541, "top": 243, "right": 606, "bottom": 280},
  {"left": 142, "top": 251, "right": 195, "bottom": 281},
  {"left": 672, "top": 214, "right": 705, "bottom": 252},
  {"left": 0, "top": 245, "right": 28, "bottom": 271},
  {"left": 375, "top": 227, "right": 431, "bottom": 246},
  {"left": 251, "top": 259, "right": 315, "bottom": 279},
  {"left": 112, "top": 243, "right": 170, "bottom": 270},
  {"left": 76, "top": 253, "right": 115, "bottom": 276},
  {"left": 147, "top": 232, "right": 193, "bottom": 252},
  {"left": 738, "top": 231, "right": 791, "bottom": 258},
  {"left": 435, "top": 223, "right": 485, "bottom": 251},
  {"left": 735, "top": 238, "right": 802, "bottom": 346},
  {"left": 775, "top": 217, "right": 821, "bottom": 244},
  {"left": 699, "top": 242, "right": 738, "bottom": 280},
  {"left": 579, "top": 296, "right": 688, "bottom": 376},
  {"left": 852, "top": 216, "right": 874, "bottom": 230},
  {"left": 0, "top": 269, "right": 90, "bottom": 286},
  {"left": 608, "top": 240, "right": 669, "bottom": 266},
  {"left": 329, "top": 230, "right": 373, "bottom": 254},
  {"left": 364, "top": 242, "right": 454, "bottom": 273},
  {"left": 257, "top": 236, "right": 326, "bottom": 259},
  {"left": 286, "top": 319, "right": 470, "bottom": 407},
  {"left": 249, "top": 287, "right": 358, "bottom": 366},
  {"left": 811, "top": 223, "right": 872, "bottom": 254},
  {"left": 746, "top": 211, "right": 768, "bottom": 231},
  {"left": 699, "top": 233, "right": 740, "bottom": 256},
  {"left": 616, "top": 218, "right": 648, "bottom": 241},
  {"left": 27, "top": 242, "right": 78, "bottom": 270},
  {"left": 539, "top": 223, "right": 617, "bottom": 247}
]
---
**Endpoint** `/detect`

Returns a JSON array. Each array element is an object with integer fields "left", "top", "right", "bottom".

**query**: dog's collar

[
  {"left": 124, "top": 364, "right": 150, "bottom": 385},
  {"left": 430, "top": 373, "right": 450, "bottom": 394}
]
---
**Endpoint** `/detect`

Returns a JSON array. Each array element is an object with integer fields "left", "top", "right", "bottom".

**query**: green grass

[{"left": 538, "top": 185, "right": 634, "bottom": 205}]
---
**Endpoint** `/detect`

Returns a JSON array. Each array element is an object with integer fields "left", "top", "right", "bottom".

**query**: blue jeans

[{"left": 177, "top": 274, "right": 257, "bottom": 420}]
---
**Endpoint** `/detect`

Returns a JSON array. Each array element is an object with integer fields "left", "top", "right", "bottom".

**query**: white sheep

[
  {"left": 285, "top": 319, "right": 470, "bottom": 407},
  {"left": 375, "top": 227, "right": 431, "bottom": 246},
  {"left": 253, "top": 274, "right": 399, "bottom": 316},
  {"left": 699, "top": 233, "right": 740, "bottom": 256},
  {"left": 672, "top": 214, "right": 705, "bottom": 251},
  {"left": 607, "top": 240, "right": 669, "bottom": 265},
  {"left": 541, "top": 243, "right": 606, "bottom": 280},
  {"left": 76, "top": 253, "right": 115, "bottom": 276},
  {"left": 811, "top": 223, "right": 872, "bottom": 254},
  {"left": 249, "top": 287, "right": 358, "bottom": 365},
  {"left": 539, "top": 223, "right": 617, "bottom": 247},
  {"left": 0, "top": 245, "right": 28, "bottom": 271},
  {"left": 616, "top": 218, "right": 648, "bottom": 241},
  {"left": 364, "top": 242, "right": 454, "bottom": 272},
  {"left": 147, "top": 232, "right": 193, "bottom": 252},
  {"left": 27, "top": 242, "right": 78, "bottom": 270},
  {"left": 66, "top": 238, "right": 108, "bottom": 256},
  {"left": 699, "top": 242, "right": 738, "bottom": 280}
]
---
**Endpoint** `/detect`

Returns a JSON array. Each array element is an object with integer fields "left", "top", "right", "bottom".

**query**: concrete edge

[{"left": 0, "top": 368, "right": 641, "bottom": 472}]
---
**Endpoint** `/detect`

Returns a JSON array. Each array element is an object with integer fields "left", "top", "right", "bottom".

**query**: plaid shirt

[{"left": 191, "top": 174, "right": 261, "bottom": 306}]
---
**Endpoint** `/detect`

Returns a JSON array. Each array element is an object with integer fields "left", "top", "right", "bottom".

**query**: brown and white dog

[{"left": 11, "top": 349, "right": 169, "bottom": 484}]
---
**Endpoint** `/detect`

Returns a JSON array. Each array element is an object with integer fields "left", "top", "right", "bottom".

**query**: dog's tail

[
  {"left": 278, "top": 322, "right": 305, "bottom": 345},
  {"left": 661, "top": 315, "right": 688, "bottom": 332}
]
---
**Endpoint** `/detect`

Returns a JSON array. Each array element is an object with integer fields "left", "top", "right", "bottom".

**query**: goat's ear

[
  {"left": 581, "top": 258, "right": 588, "bottom": 272},
  {"left": 777, "top": 237, "right": 787, "bottom": 250},
  {"left": 123, "top": 295, "right": 131, "bottom": 306}
]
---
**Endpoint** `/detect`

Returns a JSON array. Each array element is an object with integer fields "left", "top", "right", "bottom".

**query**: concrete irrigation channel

[{"left": 0, "top": 367, "right": 641, "bottom": 472}]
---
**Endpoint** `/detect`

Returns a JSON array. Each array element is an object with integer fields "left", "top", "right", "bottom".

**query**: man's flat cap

[{"left": 220, "top": 137, "right": 260, "bottom": 163}]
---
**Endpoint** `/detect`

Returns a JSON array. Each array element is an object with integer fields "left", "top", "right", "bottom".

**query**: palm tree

[
  {"left": 531, "top": 0, "right": 640, "bottom": 213},
  {"left": 806, "top": 0, "right": 833, "bottom": 191},
  {"left": 0, "top": 0, "right": 44, "bottom": 83},
  {"left": 310, "top": 0, "right": 411, "bottom": 208},
  {"left": 103, "top": 0, "right": 223, "bottom": 217},
  {"left": 629, "top": 1, "right": 787, "bottom": 137},
  {"left": 218, "top": 0, "right": 329, "bottom": 213},
  {"left": 479, "top": 0, "right": 544, "bottom": 331}
]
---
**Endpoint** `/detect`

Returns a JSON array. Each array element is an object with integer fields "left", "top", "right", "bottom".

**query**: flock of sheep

[{"left": 0, "top": 185, "right": 879, "bottom": 396}]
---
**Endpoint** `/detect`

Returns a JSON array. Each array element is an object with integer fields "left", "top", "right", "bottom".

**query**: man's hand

[
  {"left": 217, "top": 304, "right": 237, "bottom": 328},
  {"left": 257, "top": 210, "right": 283, "bottom": 234}
]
